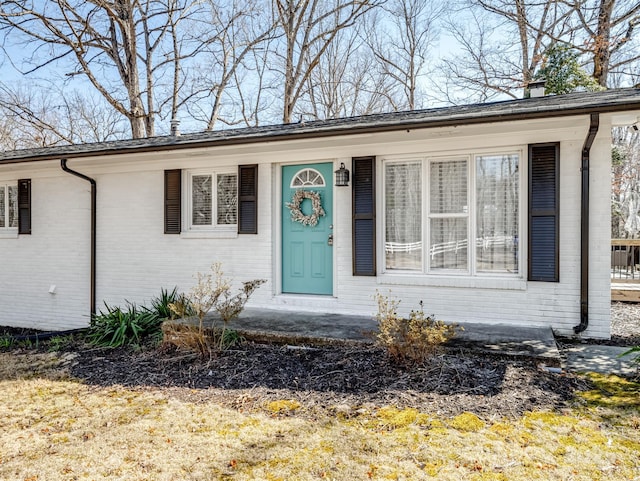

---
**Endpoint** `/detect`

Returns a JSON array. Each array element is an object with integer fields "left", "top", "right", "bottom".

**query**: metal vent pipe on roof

[{"left": 170, "top": 119, "right": 180, "bottom": 136}]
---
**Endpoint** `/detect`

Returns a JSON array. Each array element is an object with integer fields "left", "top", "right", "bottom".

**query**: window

[
  {"left": 383, "top": 152, "right": 520, "bottom": 277},
  {"left": 476, "top": 154, "right": 519, "bottom": 274},
  {"left": 429, "top": 159, "right": 468, "bottom": 271},
  {"left": 187, "top": 171, "right": 237, "bottom": 230},
  {"left": 0, "top": 183, "right": 18, "bottom": 230},
  {"left": 385, "top": 162, "right": 422, "bottom": 270},
  {"left": 165, "top": 167, "right": 257, "bottom": 235},
  {"left": 291, "top": 168, "right": 325, "bottom": 187}
]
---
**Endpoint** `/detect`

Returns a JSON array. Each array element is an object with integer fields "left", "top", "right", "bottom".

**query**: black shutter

[
  {"left": 528, "top": 143, "right": 559, "bottom": 281},
  {"left": 18, "top": 178, "right": 31, "bottom": 235},
  {"left": 238, "top": 164, "right": 258, "bottom": 234},
  {"left": 164, "top": 169, "right": 181, "bottom": 234},
  {"left": 352, "top": 156, "right": 376, "bottom": 276}
]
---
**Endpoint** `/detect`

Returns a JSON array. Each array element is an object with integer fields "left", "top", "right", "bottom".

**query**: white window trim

[
  {"left": 183, "top": 169, "right": 238, "bottom": 234},
  {"left": 377, "top": 273, "right": 527, "bottom": 290},
  {"left": 380, "top": 148, "right": 524, "bottom": 281},
  {"left": 0, "top": 181, "right": 18, "bottom": 235}
]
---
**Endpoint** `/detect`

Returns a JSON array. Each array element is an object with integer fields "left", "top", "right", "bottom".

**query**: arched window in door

[{"left": 290, "top": 168, "right": 326, "bottom": 187}]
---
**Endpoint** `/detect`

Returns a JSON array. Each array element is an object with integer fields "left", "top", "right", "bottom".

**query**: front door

[{"left": 282, "top": 163, "right": 333, "bottom": 295}]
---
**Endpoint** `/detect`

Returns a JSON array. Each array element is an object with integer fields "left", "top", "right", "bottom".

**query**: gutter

[
  {"left": 1, "top": 90, "right": 640, "bottom": 165},
  {"left": 574, "top": 113, "right": 600, "bottom": 334},
  {"left": 60, "top": 159, "right": 96, "bottom": 317}
]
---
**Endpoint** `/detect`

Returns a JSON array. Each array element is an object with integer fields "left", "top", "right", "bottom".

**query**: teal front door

[{"left": 282, "top": 163, "right": 333, "bottom": 295}]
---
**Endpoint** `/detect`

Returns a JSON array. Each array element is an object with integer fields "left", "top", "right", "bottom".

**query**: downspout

[
  {"left": 61, "top": 159, "right": 96, "bottom": 317},
  {"left": 574, "top": 113, "right": 600, "bottom": 334}
]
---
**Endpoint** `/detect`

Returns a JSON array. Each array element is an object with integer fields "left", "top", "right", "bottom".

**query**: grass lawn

[{"left": 1, "top": 351, "right": 639, "bottom": 481}]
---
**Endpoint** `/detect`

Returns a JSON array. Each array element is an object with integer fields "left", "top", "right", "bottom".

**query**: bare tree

[
  {"left": 271, "top": 0, "right": 379, "bottom": 123},
  {"left": 0, "top": 0, "right": 204, "bottom": 138},
  {"left": 366, "top": 0, "right": 444, "bottom": 110},
  {"left": 612, "top": 127, "right": 640, "bottom": 238},
  {"left": 232, "top": 34, "right": 281, "bottom": 127},
  {"left": 442, "top": 0, "right": 640, "bottom": 102},
  {"left": 0, "top": 82, "right": 128, "bottom": 149},
  {"left": 560, "top": 0, "right": 640, "bottom": 87},
  {"left": 441, "top": 0, "right": 573, "bottom": 102},
  {"left": 0, "top": 84, "right": 72, "bottom": 147},
  {"left": 183, "top": 0, "right": 277, "bottom": 130},
  {"left": 0, "top": 115, "right": 25, "bottom": 152},
  {"left": 298, "top": 20, "right": 400, "bottom": 120}
]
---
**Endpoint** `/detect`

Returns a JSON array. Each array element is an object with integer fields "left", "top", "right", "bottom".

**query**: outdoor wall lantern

[{"left": 334, "top": 163, "right": 350, "bottom": 187}]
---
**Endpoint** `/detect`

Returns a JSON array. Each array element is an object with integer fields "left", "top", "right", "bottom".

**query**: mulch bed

[
  {"left": 8, "top": 306, "right": 637, "bottom": 420},
  {"left": 0, "top": 326, "right": 45, "bottom": 338},
  {"left": 66, "top": 342, "right": 589, "bottom": 419}
]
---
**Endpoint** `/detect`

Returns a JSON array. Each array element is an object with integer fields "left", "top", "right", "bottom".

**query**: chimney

[
  {"left": 528, "top": 80, "right": 546, "bottom": 98},
  {"left": 170, "top": 119, "right": 180, "bottom": 136}
]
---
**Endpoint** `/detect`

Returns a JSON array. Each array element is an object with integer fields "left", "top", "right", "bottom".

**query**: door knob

[{"left": 328, "top": 234, "right": 334, "bottom": 246}]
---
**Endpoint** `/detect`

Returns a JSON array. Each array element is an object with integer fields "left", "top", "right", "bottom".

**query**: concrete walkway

[
  {"left": 562, "top": 344, "right": 638, "bottom": 377},
  {"left": 230, "top": 308, "right": 562, "bottom": 365},
  {"left": 227, "top": 308, "right": 638, "bottom": 376}
]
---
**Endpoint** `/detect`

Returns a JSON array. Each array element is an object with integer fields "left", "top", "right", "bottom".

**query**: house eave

[{"left": 2, "top": 88, "right": 640, "bottom": 165}]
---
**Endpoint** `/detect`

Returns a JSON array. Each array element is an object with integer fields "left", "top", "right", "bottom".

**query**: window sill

[
  {"left": 180, "top": 230, "right": 238, "bottom": 239},
  {"left": 378, "top": 273, "right": 526, "bottom": 290},
  {"left": 0, "top": 231, "right": 18, "bottom": 239}
]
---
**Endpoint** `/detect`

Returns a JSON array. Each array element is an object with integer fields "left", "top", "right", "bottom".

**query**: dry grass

[
  {"left": 161, "top": 321, "right": 209, "bottom": 357},
  {"left": 1, "top": 352, "right": 640, "bottom": 480}
]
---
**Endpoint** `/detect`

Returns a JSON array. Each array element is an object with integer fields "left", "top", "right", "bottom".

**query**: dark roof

[{"left": 2, "top": 88, "right": 640, "bottom": 164}]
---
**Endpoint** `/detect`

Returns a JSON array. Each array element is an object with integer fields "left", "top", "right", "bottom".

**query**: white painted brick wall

[
  {"left": 0, "top": 165, "right": 91, "bottom": 330},
  {"left": 94, "top": 166, "right": 274, "bottom": 310},
  {"left": 0, "top": 114, "right": 615, "bottom": 337}
]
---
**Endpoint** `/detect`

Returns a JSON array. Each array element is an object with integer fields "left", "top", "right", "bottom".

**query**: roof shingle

[{"left": 2, "top": 88, "right": 639, "bottom": 164}]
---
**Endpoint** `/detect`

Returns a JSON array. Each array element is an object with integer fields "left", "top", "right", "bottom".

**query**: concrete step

[{"left": 225, "top": 308, "right": 563, "bottom": 365}]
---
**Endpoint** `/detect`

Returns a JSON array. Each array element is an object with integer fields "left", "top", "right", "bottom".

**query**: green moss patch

[{"left": 579, "top": 373, "right": 640, "bottom": 409}]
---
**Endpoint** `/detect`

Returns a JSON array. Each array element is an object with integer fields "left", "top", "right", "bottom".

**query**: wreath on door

[{"left": 286, "top": 189, "right": 326, "bottom": 226}]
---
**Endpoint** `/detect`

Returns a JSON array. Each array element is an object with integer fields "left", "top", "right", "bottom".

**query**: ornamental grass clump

[
  {"left": 88, "top": 302, "right": 160, "bottom": 348},
  {"left": 163, "top": 262, "right": 265, "bottom": 356},
  {"left": 87, "top": 287, "right": 183, "bottom": 348},
  {"left": 375, "top": 292, "right": 457, "bottom": 364}
]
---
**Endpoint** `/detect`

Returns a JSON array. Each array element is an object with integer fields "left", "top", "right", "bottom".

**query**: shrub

[
  {"left": 164, "top": 292, "right": 195, "bottom": 320},
  {"left": 87, "top": 302, "right": 160, "bottom": 348},
  {"left": 220, "top": 328, "right": 245, "bottom": 349},
  {"left": 164, "top": 262, "right": 265, "bottom": 356},
  {"left": 375, "top": 292, "right": 457, "bottom": 364},
  {"left": 161, "top": 321, "right": 209, "bottom": 356},
  {"left": 87, "top": 287, "right": 182, "bottom": 348},
  {"left": 151, "top": 287, "right": 182, "bottom": 320}
]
